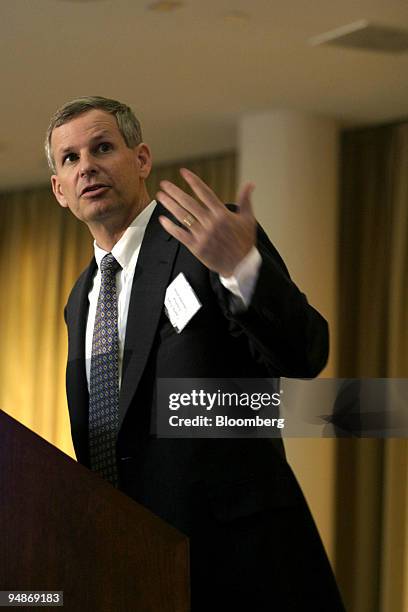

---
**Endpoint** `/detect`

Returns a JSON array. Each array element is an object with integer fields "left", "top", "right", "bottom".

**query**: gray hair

[{"left": 45, "top": 95, "right": 143, "bottom": 173}]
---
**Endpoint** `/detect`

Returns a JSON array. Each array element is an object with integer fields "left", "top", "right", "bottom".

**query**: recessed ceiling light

[
  {"left": 58, "top": 0, "right": 106, "bottom": 3},
  {"left": 148, "top": 1, "right": 184, "bottom": 12},
  {"left": 224, "top": 10, "right": 250, "bottom": 24}
]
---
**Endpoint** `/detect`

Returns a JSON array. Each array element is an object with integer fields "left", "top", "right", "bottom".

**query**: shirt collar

[{"left": 94, "top": 199, "right": 157, "bottom": 271}]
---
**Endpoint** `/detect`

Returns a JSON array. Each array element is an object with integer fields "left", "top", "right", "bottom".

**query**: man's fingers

[
  {"left": 158, "top": 215, "right": 195, "bottom": 249},
  {"left": 236, "top": 182, "right": 255, "bottom": 215},
  {"left": 180, "top": 168, "right": 224, "bottom": 213},
  {"left": 159, "top": 179, "right": 208, "bottom": 223},
  {"left": 157, "top": 190, "right": 203, "bottom": 235}
]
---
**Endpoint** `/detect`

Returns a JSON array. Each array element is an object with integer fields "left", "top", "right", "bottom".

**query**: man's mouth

[{"left": 80, "top": 184, "right": 110, "bottom": 197}]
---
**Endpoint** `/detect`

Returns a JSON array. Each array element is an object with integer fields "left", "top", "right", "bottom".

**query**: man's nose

[{"left": 79, "top": 152, "right": 98, "bottom": 176}]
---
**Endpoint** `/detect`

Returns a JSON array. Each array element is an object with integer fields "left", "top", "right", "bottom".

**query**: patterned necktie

[{"left": 89, "top": 253, "right": 121, "bottom": 487}]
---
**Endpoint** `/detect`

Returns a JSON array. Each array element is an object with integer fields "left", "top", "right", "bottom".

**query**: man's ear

[
  {"left": 51, "top": 175, "right": 68, "bottom": 208},
  {"left": 135, "top": 143, "right": 152, "bottom": 179}
]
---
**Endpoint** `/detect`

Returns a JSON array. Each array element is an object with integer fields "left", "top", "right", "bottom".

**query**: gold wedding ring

[{"left": 182, "top": 213, "right": 195, "bottom": 228}]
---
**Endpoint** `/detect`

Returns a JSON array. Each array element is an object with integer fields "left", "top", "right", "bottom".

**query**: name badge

[{"left": 164, "top": 273, "right": 202, "bottom": 333}]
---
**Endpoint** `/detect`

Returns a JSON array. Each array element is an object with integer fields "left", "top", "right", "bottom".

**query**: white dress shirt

[{"left": 85, "top": 200, "right": 261, "bottom": 390}]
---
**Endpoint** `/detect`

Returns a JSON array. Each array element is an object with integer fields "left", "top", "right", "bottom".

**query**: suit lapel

[
  {"left": 118, "top": 203, "right": 179, "bottom": 428},
  {"left": 66, "top": 258, "right": 96, "bottom": 465},
  {"left": 68, "top": 259, "right": 96, "bottom": 363}
]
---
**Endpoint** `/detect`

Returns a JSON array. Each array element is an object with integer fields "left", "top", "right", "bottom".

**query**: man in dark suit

[{"left": 46, "top": 96, "right": 344, "bottom": 611}]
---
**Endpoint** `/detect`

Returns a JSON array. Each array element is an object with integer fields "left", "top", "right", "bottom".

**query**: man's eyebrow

[
  {"left": 89, "top": 130, "right": 113, "bottom": 143},
  {"left": 58, "top": 131, "right": 113, "bottom": 156}
]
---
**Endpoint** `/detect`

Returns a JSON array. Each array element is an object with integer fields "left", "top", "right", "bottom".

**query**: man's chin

[{"left": 82, "top": 198, "right": 119, "bottom": 222}]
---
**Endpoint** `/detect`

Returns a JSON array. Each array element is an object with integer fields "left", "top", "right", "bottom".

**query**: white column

[{"left": 238, "top": 110, "right": 339, "bottom": 562}]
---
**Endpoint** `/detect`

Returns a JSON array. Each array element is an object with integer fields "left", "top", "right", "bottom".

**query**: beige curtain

[
  {"left": 380, "top": 125, "right": 408, "bottom": 612},
  {"left": 0, "top": 186, "right": 93, "bottom": 457},
  {"left": 0, "top": 152, "right": 236, "bottom": 458},
  {"left": 336, "top": 123, "right": 408, "bottom": 612}
]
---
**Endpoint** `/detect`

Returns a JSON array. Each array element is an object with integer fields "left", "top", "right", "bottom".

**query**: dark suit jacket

[{"left": 64, "top": 203, "right": 344, "bottom": 611}]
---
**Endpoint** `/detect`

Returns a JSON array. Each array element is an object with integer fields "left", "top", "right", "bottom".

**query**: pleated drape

[{"left": 337, "top": 123, "right": 408, "bottom": 612}]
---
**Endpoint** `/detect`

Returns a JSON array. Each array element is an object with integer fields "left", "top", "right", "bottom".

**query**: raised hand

[{"left": 157, "top": 168, "right": 256, "bottom": 277}]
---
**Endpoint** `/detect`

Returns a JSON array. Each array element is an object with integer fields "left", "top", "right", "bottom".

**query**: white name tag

[{"left": 164, "top": 273, "right": 202, "bottom": 333}]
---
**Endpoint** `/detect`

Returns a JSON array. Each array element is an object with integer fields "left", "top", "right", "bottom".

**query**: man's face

[{"left": 50, "top": 109, "right": 152, "bottom": 228}]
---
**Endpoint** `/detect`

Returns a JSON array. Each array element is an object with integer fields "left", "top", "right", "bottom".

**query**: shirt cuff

[{"left": 219, "top": 246, "right": 262, "bottom": 308}]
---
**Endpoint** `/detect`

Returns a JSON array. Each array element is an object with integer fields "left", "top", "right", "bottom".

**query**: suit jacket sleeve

[{"left": 210, "top": 223, "right": 329, "bottom": 378}]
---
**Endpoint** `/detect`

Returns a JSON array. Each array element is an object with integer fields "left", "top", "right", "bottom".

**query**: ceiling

[{"left": 1, "top": 0, "right": 408, "bottom": 190}]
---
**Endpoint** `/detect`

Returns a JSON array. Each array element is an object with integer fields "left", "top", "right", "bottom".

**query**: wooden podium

[{"left": 0, "top": 410, "right": 190, "bottom": 611}]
